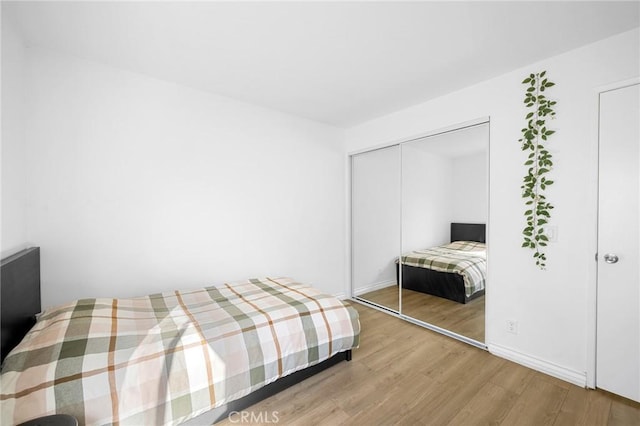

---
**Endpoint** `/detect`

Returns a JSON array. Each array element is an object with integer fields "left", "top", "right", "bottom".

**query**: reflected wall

[{"left": 351, "top": 145, "right": 400, "bottom": 312}]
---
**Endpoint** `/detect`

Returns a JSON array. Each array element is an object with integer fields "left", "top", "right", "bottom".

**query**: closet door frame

[{"left": 349, "top": 116, "right": 490, "bottom": 349}]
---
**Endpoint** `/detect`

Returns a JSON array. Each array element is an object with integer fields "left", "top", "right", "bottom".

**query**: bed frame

[
  {"left": 396, "top": 223, "right": 486, "bottom": 304},
  {"left": 1, "top": 247, "right": 41, "bottom": 363},
  {"left": 0, "top": 247, "right": 351, "bottom": 423}
]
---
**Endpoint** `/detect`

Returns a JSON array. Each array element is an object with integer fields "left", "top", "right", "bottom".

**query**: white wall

[
  {"left": 451, "top": 151, "right": 488, "bottom": 224},
  {"left": 22, "top": 47, "right": 346, "bottom": 308},
  {"left": 1, "top": 16, "right": 29, "bottom": 257},
  {"left": 347, "top": 28, "right": 640, "bottom": 385}
]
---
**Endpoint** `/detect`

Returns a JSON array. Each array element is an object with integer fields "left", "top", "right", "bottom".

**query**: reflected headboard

[
  {"left": 1, "top": 247, "right": 41, "bottom": 364},
  {"left": 451, "top": 223, "right": 486, "bottom": 243}
]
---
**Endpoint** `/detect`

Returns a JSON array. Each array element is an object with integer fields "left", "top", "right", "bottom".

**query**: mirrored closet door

[
  {"left": 351, "top": 145, "right": 401, "bottom": 312},
  {"left": 400, "top": 123, "right": 489, "bottom": 343},
  {"left": 351, "top": 121, "right": 489, "bottom": 346}
]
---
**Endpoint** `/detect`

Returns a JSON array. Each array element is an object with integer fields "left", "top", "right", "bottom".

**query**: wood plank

[
  {"left": 554, "top": 387, "right": 612, "bottom": 426},
  {"left": 608, "top": 394, "right": 640, "bottom": 426},
  {"left": 501, "top": 375, "right": 568, "bottom": 426},
  {"left": 447, "top": 382, "right": 519, "bottom": 425},
  {"left": 490, "top": 359, "right": 535, "bottom": 395}
]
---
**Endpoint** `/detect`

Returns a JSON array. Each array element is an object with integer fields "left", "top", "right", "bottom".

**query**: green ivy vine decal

[{"left": 519, "top": 71, "right": 557, "bottom": 269}]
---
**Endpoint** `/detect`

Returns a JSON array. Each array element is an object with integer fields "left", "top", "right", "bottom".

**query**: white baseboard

[
  {"left": 353, "top": 279, "right": 396, "bottom": 296},
  {"left": 488, "top": 344, "right": 587, "bottom": 388},
  {"left": 333, "top": 292, "right": 347, "bottom": 300}
]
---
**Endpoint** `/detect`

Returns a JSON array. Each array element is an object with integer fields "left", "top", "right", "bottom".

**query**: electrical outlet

[{"left": 506, "top": 319, "right": 518, "bottom": 334}]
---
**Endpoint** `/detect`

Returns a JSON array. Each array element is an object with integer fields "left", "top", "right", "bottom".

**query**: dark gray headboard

[
  {"left": 451, "top": 223, "right": 486, "bottom": 243},
  {"left": 1, "top": 247, "right": 41, "bottom": 364}
]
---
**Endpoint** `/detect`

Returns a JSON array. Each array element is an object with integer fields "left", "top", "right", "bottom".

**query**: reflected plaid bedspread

[
  {"left": 1, "top": 277, "right": 360, "bottom": 425},
  {"left": 400, "top": 241, "right": 487, "bottom": 297}
]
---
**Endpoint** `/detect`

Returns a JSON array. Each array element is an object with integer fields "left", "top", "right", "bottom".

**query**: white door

[{"left": 596, "top": 83, "right": 640, "bottom": 402}]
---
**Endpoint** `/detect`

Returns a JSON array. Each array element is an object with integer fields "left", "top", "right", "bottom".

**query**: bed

[
  {"left": 0, "top": 248, "right": 360, "bottom": 425},
  {"left": 396, "top": 223, "right": 486, "bottom": 304}
]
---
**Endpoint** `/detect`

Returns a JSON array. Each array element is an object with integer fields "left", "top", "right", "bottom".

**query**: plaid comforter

[
  {"left": 1, "top": 277, "right": 360, "bottom": 425},
  {"left": 400, "top": 241, "right": 486, "bottom": 297}
]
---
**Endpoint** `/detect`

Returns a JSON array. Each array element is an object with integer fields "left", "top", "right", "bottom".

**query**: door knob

[{"left": 603, "top": 253, "right": 619, "bottom": 264}]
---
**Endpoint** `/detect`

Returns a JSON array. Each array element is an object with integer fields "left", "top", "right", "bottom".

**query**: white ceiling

[{"left": 4, "top": 1, "right": 639, "bottom": 127}]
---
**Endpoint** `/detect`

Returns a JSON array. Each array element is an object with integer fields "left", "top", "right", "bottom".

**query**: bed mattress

[{"left": 0, "top": 277, "right": 360, "bottom": 425}]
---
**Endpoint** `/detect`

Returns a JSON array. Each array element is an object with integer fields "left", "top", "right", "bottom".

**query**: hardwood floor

[
  {"left": 217, "top": 303, "right": 640, "bottom": 426},
  {"left": 359, "top": 285, "right": 485, "bottom": 342}
]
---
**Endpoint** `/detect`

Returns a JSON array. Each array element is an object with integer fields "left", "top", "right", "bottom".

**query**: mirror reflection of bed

[
  {"left": 400, "top": 223, "right": 486, "bottom": 342},
  {"left": 358, "top": 223, "right": 486, "bottom": 342},
  {"left": 352, "top": 122, "right": 489, "bottom": 345}
]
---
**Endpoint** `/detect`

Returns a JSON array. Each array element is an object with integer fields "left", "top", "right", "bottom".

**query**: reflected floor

[
  {"left": 358, "top": 285, "right": 484, "bottom": 342},
  {"left": 356, "top": 285, "right": 399, "bottom": 311}
]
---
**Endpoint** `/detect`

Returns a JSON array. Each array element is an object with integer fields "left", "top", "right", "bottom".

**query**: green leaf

[
  {"left": 522, "top": 77, "right": 532, "bottom": 84},
  {"left": 540, "top": 71, "right": 547, "bottom": 77}
]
